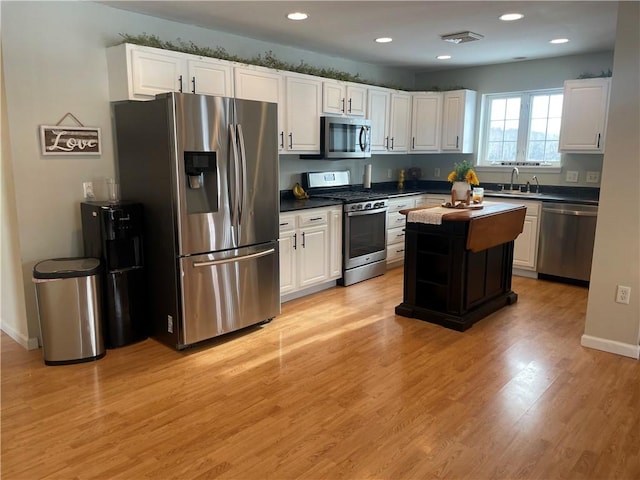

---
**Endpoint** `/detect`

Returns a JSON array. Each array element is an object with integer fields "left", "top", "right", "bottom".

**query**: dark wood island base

[{"left": 395, "top": 202, "right": 526, "bottom": 331}]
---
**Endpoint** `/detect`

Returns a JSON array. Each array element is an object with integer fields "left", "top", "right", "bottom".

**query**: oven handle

[{"left": 346, "top": 207, "right": 388, "bottom": 217}]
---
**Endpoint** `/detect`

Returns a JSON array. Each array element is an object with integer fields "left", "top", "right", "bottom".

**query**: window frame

[{"left": 478, "top": 88, "right": 564, "bottom": 168}]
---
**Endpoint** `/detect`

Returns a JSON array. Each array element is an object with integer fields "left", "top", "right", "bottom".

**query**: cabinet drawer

[
  {"left": 496, "top": 199, "right": 540, "bottom": 217},
  {"left": 387, "top": 197, "right": 416, "bottom": 213},
  {"left": 298, "top": 210, "right": 328, "bottom": 227},
  {"left": 387, "top": 244, "right": 406, "bottom": 263},
  {"left": 279, "top": 214, "right": 297, "bottom": 233},
  {"left": 387, "top": 211, "right": 407, "bottom": 229},
  {"left": 387, "top": 226, "right": 406, "bottom": 246}
]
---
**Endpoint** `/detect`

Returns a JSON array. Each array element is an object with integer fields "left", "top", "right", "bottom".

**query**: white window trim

[{"left": 477, "top": 88, "right": 564, "bottom": 169}]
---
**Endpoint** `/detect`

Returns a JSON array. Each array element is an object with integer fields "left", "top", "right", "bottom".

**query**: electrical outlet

[
  {"left": 615, "top": 285, "right": 631, "bottom": 305},
  {"left": 586, "top": 171, "right": 600, "bottom": 183},
  {"left": 434, "top": 168, "right": 440, "bottom": 177},
  {"left": 566, "top": 171, "right": 579, "bottom": 183},
  {"left": 387, "top": 169, "right": 392, "bottom": 179},
  {"left": 82, "top": 181, "right": 94, "bottom": 199}
]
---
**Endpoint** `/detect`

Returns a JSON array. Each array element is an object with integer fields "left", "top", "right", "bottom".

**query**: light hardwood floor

[{"left": 2, "top": 268, "right": 639, "bottom": 479}]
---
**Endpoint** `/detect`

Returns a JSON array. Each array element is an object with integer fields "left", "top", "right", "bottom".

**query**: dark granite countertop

[{"left": 279, "top": 181, "right": 599, "bottom": 212}]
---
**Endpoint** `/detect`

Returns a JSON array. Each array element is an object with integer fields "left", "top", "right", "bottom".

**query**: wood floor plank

[{"left": 2, "top": 267, "right": 639, "bottom": 479}]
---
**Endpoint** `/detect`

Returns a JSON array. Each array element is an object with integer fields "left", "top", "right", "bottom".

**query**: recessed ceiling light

[
  {"left": 499, "top": 13, "right": 524, "bottom": 21},
  {"left": 286, "top": 12, "right": 308, "bottom": 21},
  {"left": 375, "top": 37, "right": 393, "bottom": 43},
  {"left": 436, "top": 55, "right": 452, "bottom": 60},
  {"left": 550, "top": 38, "right": 570, "bottom": 44}
]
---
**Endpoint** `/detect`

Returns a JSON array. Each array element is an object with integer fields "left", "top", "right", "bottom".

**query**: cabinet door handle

[
  {"left": 341, "top": 98, "right": 345, "bottom": 113},
  {"left": 597, "top": 133, "right": 601, "bottom": 148},
  {"left": 280, "top": 132, "right": 284, "bottom": 148},
  {"left": 293, "top": 233, "right": 297, "bottom": 250},
  {"left": 385, "top": 136, "right": 389, "bottom": 149},
  {"left": 191, "top": 76, "right": 196, "bottom": 94},
  {"left": 390, "top": 137, "right": 394, "bottom": 150},
  {"left": 348, "top": 98, "right": 352, "bottom": 113},
  {"left": 396, "top": 249, "right": 404, "bottom": 254},
  {"left": 309, "top": 217, "right": 323, "bottom": 221},
  {"left": 279, "top": 222, "right": 289, "bottom": 227},
  {"left": 302, "top": 232, "right": 306, "bottom": 248},
  {"left": 178, "top": 75, "right": 183, "bottom": 93},
  {"left": 412, "top": 137, "right": 415, "bottom": 149},
  {"left": 289, "top": 133, "right": 293, "bottom": 149},
  {"left": 456, "top": 135, "right": 459, "bottom": 149}
]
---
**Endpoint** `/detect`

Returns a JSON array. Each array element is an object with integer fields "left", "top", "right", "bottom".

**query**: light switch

[
  {"left": 586, "top": 171, "right": 600, "bottom": 183},
  {"left": 566, "top": 171, "right": 579, "bottom": 183}
]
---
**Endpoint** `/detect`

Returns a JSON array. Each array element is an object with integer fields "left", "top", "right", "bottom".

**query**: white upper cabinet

[
  {"left": 441, "top": 89, "right": 477, "bottom": 153},
  {"left": 410, "top": 92, "right": 443, "bottom": 153},
  {"left": 233, "top": 65, "right": 285, "bottom": 150},
  {"left": 559, "top": 77, "right": 611, "bottom": 153},
  {"left": 322, "top": 80, "right": 367, "bottom": 116},
  {"left": 367, "top": 87, "right": 411, "bottom": 153},
  {"left": 367, "top": 87, "right": 391, "bottom": 152},
  {"left": 106, "top": 43, "right": 233, "bottom": 101},
  {"left": 388, "top": 92, "right": 411, "bottom": 152},
  {"left": 284, "top": 73, "right": 322, "bottom": 152}
]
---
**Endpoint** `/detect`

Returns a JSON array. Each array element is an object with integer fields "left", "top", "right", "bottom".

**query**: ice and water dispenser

[{"left": 81, "top": 201, "right": 147, "bottom": 348}]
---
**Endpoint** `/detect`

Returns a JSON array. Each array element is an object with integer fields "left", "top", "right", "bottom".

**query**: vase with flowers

[{"left": 447, "top": 160, "right": 480, "bottom": 204}]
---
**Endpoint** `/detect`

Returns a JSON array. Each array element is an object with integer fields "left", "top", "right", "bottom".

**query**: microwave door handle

[
  {"left": 359, "top": 126, "right": 367, "bottom": 152},
  {"left": 236, "top": 124, "right": 247, "bottom": 225}
]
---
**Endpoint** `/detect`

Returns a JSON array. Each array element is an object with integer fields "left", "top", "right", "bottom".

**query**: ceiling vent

[{"left": 440, "top": 31, "right": 484, "bottom": 44}]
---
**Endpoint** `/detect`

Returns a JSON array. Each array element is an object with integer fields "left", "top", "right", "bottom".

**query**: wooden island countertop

[{"left": 395, "top": 201, "right": 527, "bottom": 331}]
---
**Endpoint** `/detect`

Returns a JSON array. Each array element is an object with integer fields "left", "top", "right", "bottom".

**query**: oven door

[{"left": 344, "top": 207, "right": 387, "bottom": 269}]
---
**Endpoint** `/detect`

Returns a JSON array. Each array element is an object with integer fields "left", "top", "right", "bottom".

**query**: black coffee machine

[{"left": 81, "top": 201, "right": 147, "bottom": 348}]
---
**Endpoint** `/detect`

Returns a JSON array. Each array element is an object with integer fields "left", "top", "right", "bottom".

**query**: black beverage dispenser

[{"left": 81, "top": 201, "right": 147, "bottom": 348}]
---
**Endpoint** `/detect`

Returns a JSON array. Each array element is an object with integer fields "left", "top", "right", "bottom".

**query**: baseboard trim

[
  {"left": 0, "top": 324, "right": 40, "bottom": 350},
  {"left": 512, "top": 268, "right": 538, "bottom": 279},
  {"left": 581, "top": 334, "right": 640, "bottom": 359},
  {"left": 281, "top": 280, "right": 337, "bottom": 303}
]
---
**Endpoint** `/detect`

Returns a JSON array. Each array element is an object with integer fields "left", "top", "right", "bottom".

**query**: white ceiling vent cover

[{"left": 440, "top": 31, "right": 484, "bottom": 44}]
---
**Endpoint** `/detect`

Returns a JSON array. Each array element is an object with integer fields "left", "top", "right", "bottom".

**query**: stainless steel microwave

[{"left": 319, "top": 116, "right": 371, "bottom": 159}]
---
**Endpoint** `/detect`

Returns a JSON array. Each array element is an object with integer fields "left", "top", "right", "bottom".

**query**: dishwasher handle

[{"left": 542, "top": 206, "right": 597, "bottom": 217}]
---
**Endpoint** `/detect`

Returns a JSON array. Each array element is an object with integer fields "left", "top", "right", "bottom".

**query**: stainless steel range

[{"left": 302, "top": 171, "right": 388, "bottom": 286}]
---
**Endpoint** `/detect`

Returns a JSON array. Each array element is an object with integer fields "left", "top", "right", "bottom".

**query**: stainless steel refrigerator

[{"left": 113, "top": 93, "right": 280, "bottom": 349}]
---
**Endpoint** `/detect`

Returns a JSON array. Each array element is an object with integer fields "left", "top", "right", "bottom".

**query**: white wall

[
  {"left": 0, "top": 1, "right": 413, "bottom": 347},
  {"left": 582, "top": 1, "right": 640, "bottom": 359}
]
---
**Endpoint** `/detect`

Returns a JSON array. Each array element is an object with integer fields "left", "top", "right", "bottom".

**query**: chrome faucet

[
  {"left": 510, "top": 167, "right": 519, "bottom": 190},
  {"left": 532, "top": 175, "right": 540, "bottom": 193}
]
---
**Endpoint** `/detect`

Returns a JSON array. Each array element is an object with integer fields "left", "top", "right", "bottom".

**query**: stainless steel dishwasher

[{"left": 537, "top": 202, "right": 598, "bottom": 282}]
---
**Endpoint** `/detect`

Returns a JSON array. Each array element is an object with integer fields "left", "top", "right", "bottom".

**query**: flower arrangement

[{"left": 447, "top": 160, "right": 479, "bottom": 185}]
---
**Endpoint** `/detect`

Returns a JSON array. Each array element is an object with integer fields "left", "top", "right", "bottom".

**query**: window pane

[
  {"left": 506, "top": 98, "right": 521, "bottom": 119},
  {"left": 502, "top": 142, "right": 517, "bottom": 161},
  {"left": 531, "top": 95, "right": 549, "bottom": 118},
  {"left": 548, "top": 95, "right": 563, "bottom": 117},
  {"left": 490, "top": 98, "right": 506, "bottom": 120},
  {"left": 545, "top": 141, "right": 560, "bottom": 161},
  {"left": 487, "top": 142, "right": 503, "bottom": 161},
  {"left": 547, "top": 118, "right": 561, "bottom": 140},
  {"left": 528, "top": 141, "right": 545, "bottom": 161},
  {"left": 530, "top": 119, "right": 548, "bottom": 140},
  {"left": 489, "top": 121, "right": 505, "bottom": 141},
  {"left": 504, "top": 120, "right": 519, "bottom": 141}
]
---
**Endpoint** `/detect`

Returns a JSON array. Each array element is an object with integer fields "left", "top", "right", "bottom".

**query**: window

[{"left": 479, "top": 89, "right": 563, "bottom": 166}]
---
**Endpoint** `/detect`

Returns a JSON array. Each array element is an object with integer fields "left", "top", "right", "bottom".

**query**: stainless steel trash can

[{"left": 33, "top": 258, "right": 105, "bottom": 365}]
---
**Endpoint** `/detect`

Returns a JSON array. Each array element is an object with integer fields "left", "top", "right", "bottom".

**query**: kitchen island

[{"left": 395, "top": 202, "right": 526, "bottom": 331}]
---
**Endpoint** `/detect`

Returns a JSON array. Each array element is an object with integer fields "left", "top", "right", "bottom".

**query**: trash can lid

[{"left": 33, "top": 258, "right": 101, "bottom": 279}]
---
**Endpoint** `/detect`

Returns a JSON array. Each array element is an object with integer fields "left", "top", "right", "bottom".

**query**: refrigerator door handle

[
  {"left": 236, "top": 124, "right": 247, "bottom": 225},
  {"left": 229, "top": 124, "right": 240, "bottom": 227},
  {"left": 192, "top": 248, "right": 275, "bottom": 268}
]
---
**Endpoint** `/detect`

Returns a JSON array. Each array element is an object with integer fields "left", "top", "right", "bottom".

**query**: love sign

[{"left": 40, "top": 126, "right": 101, "bottom": 156}]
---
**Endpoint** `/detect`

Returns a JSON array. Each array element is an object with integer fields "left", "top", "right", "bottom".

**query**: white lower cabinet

[
  {"left": 279, "top": 207, "right": 342, "bottom": 297},
  {"left": 386, "top": 196, "right": 418, "bottom": 265},
  {"left": 495, "top": 199, "right": 541, "bottom": 271}
]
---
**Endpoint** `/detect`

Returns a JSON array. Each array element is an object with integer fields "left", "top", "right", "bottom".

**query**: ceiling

[{"left": 99, "top": 1, "right": 618, "bottom": 73}]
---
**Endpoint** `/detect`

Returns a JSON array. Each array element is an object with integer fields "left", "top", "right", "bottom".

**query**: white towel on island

[{"left": 407, "top": 206, "right": 453, "bottom": 225}]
